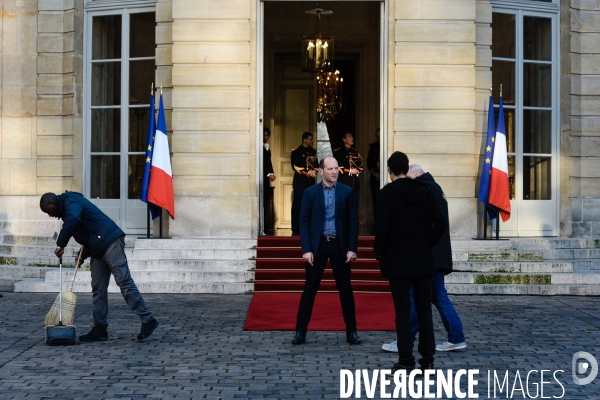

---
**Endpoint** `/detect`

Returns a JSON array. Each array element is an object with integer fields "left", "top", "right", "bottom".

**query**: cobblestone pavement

[{"left": 0, "top": 292, "right": 599, "bottom": 399}]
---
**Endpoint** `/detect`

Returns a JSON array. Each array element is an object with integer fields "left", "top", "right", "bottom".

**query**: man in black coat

[
  {"left": 40, "top": 191, "right": 158, "bottom": 342},
  {"left": 263, "top": 127, "right": 276, "bottom": 234},
  {"left": 381, "top": 164, "right": 467, "bottom": 354},
  {"left": 373, "top": 152, "right": 447, "bottom": 373}
]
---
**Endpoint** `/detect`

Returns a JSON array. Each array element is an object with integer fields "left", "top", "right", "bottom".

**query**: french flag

[
  {"left": 147, "top": 94, "right": 175, "bottom": 219},
  {"left": 488, "top": 97, "right": 511, "bottom": 222}
]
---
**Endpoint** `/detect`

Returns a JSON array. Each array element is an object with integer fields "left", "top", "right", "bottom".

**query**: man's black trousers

[
  {"left": 389, "top": 275, "right": 435, "bottom": 367},
  {"left": 295, "top": 237, "right": 357, "bottom": 333}
]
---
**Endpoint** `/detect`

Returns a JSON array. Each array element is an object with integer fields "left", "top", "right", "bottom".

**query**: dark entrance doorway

[{"left": 262, "top": 1, "right": 381, "bottom": 235}]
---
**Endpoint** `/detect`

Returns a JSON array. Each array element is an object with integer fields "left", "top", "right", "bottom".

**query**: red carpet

[
  {"left": 243, "top": 292, "right": 396, "bottom": 331},
  {"left": 253, "top": 236, "right": 390, "bottom": 293}
]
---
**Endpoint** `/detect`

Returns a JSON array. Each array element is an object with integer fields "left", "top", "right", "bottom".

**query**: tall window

[
  {"left": 491, "top": 0, "right": 559, "bottom": 236},
  {"left": 492, "top": 10, "right": 555, "bottom": 201},
  {"left": 86, "top": 9, "right": 156, "bottom": 201}
]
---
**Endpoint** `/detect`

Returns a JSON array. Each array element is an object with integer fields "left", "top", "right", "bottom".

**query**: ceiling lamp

[
  {"left": 317, "top": 69, "right": 343, "bottom": 122},
  {"left": 301, "top": 5, "right": 335, "bottom": 73}
]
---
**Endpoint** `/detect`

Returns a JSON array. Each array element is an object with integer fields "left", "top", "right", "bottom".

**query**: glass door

[
  {"left": 85, "top": 7, "right": 156, "bottom": 232},
  {"left": 491, "top": 9, "right": 558, "bottom": 236}
]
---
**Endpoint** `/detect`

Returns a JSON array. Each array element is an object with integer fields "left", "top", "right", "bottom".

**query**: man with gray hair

[{"left": 382, "top": 164, "right": 467, "bottom": 353}]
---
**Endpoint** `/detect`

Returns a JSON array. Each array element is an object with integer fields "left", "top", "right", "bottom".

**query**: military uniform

[
  {"left": 333, "top": 146, "right": 363, "bottom": 191},
  {"left": 366, "top": 140, "right": 380, "bottom": 219},
  {"left": 291, "top": 144, "right": 317, "bottom": 233},
  {"left": 263, "top": 143, "right": 275, "bottom": 233}
]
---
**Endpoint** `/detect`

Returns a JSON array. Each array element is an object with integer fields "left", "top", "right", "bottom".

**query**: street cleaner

[{"left": 40, "top": 191, "right": 159, "bottom": 342}]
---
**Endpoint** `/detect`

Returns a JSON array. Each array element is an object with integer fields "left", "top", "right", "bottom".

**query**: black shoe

[
  {"left": 137, "top": 318, "right": 159, "bottom": 341},
  {"left": 292, "top": 331, "right": 306, "bottom": 345},
  {"left": 416, "top": 363, "right": 435, "bottom": 374},
  {"left": 79, "top": 324, "right": 108, "bottom": 342},
  {"left": 388, "top": 362, "right": 416, "bottom": 376},
  {"left": 346, "top": 331, "right": 362, "bottom": 345}
]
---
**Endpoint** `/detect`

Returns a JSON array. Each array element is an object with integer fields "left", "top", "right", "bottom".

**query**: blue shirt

[{"left": 322, "top": 182, "right": 337, "bottom": 236}]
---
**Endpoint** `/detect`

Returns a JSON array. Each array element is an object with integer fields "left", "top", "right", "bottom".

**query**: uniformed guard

[
  {"left": 367, "top": 127, "right": 381, "bottom": 221},
  {"left": 333, "top": 132, "right": 363, "bottom": 206},
  {"left": 291, "top": 131, "right": 318, "bottom": 235},
  {"left": 263, "top": 127, "right": 276, "bottom": 234}
]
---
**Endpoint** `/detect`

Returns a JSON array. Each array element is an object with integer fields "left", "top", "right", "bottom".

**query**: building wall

[
  {"left": 569, "top": 0, "right": 600, "bottom": 236},
  {"left": 168, "top": 0, "right": 257, "bottom": 238},
  {"left": 392, "top": 0, "right": 480, "bottom": 238},
  {"left": 0, "top": 0, "right": 82, "bottom": 235},
  {"left": 0, "top": 0, "right": 598, "bottom": 239}
]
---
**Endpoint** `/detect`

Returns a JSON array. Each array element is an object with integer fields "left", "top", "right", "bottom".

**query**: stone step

[
  {"left": 0, "top": 255, "right": 77, "bottom": 267},
  {"left": 542, "top": 249, "right": 600, "bottom": 259},
  {"left": 43, "top": 270, "right": 254, "bottom": 283},
  {"left": 13, "top": 278, "right": 252, "bottom": 294},
  {"left": 552, "top": 259, "right": 600, "bottom": 271},
  {"left": 449, "top": 239, "right": 514, "bottom": 251},
  {"left": 551, "top": 272, "right": 600, "bottom": 284},
  {"left": 446, "top": 272, "right": 552, "bottom": 284},
  {"left": 0, "top": 234, "right": 78, "bottom": 246},
  {"left": 127, "top": 248, "right": 256, "bottom": 261},
  {"left": 446, "top": 283, "right": 600, "bottom": 295},
  {"left": 127, "top": 259, "right": 254, "bottom": 271},
  {"left": 454, "top": 251, "right": 543, "bottom": 262},
  {"left": 0, "top": 265, "right": 53, "bottom": 278},
  {"left": 0, "top": 243, "right": 80, "bottom": 257},
  {"left": 511, "top": 238, "right": 599, "bottom": 250},
  {"left": 0, "top": 276, "right": 21, "bottom": 291},
  {"left": 0, "top": 234, "right": 136, "bottom": 247},
  {"left": 133, "top": 238, "right": 256, "bottom": 250},
  {"left": 453, "top": 262, "right": 572, "bottom": 273}
]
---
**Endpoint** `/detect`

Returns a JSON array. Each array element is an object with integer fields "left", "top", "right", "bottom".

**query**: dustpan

[{"left": 45, "top": 257, "right": 76, "bottom": 346}]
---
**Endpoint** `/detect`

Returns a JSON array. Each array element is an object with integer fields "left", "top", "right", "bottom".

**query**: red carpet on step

[{"left": 243, "top": 292, "right": 396, "bottom": 331}]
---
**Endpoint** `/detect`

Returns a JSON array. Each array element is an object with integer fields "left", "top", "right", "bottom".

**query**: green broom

[{"left": 44, "top": 248, "right": 84, "bottom": 326}]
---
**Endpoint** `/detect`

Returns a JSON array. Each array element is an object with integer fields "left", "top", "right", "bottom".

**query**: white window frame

[
  {"left": 492, "top": 1, "right": 560, "bottom": 236},
  {"left": 83, "top": 0, "right": 156, "bottom": 231}
]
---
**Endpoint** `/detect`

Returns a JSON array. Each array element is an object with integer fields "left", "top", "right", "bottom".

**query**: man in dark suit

[
  {"left": 263, "top": 127, "right": 276, "bottom": 234},
  {"left": 292, "top": 156, "right": 362, "bottom": 346},
  {"left": 373, "top": 151, "right": 447, "bottom": 372}
]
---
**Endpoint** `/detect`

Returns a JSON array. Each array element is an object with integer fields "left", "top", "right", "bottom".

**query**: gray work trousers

[{"left": 90, "top": 237, "right": 153, "bottom": 325}]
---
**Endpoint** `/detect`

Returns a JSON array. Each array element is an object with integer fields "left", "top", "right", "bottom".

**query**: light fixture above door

[{"left": 301, "top": 4, "right": 335, "bottom": 73}]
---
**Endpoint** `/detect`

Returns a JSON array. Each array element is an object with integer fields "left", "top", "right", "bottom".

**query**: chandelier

[
  {"left": 301, "top": 5, "right": 334, "bottom": 73},
  {"left": 317, "top": 69, "right": 343, "bottom": 122}
]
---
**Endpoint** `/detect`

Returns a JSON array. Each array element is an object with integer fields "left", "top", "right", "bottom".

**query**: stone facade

[
  {"left": 568, "top": 0, "right": 600, "bottom": 236},
  {"left": 0, "top": 0, "right": 598, "bottom": 238},
  {"left": 0, "top": 0, "right": 82, "bottom": 235},
  {"left": 393, "top": 0, "right": 480, "bottom": 238}
]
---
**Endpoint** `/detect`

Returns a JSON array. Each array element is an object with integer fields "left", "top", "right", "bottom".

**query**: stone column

[
  {"left": 169, "top": 0, "right": 256, "bottom": 238},
  {"left": 569, "top": 0, "right": 600, "bottom": 237},
  {"left": 392, "top": 0, "right": 478, "bottom": 237}
]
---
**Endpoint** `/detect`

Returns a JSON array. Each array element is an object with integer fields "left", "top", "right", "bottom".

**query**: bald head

[
  {"left": 319, "top": 156, "right": 339, "bottom": 187},
  {"left": 40, "top": 193, "right": 59, "bottom": 218}
]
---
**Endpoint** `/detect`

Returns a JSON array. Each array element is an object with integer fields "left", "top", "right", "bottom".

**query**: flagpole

[
  {"left": 496, "top": 84, "right": 502, "bottom": 240},
  {"left": 159, "top": 208, "right": 163, "bottom": 238},
  {"left": 495, "top": 209, "right": 500, "bottom": 239},
  {"left": 482, "top": 84, "right": 494, "bottom": 240}
]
